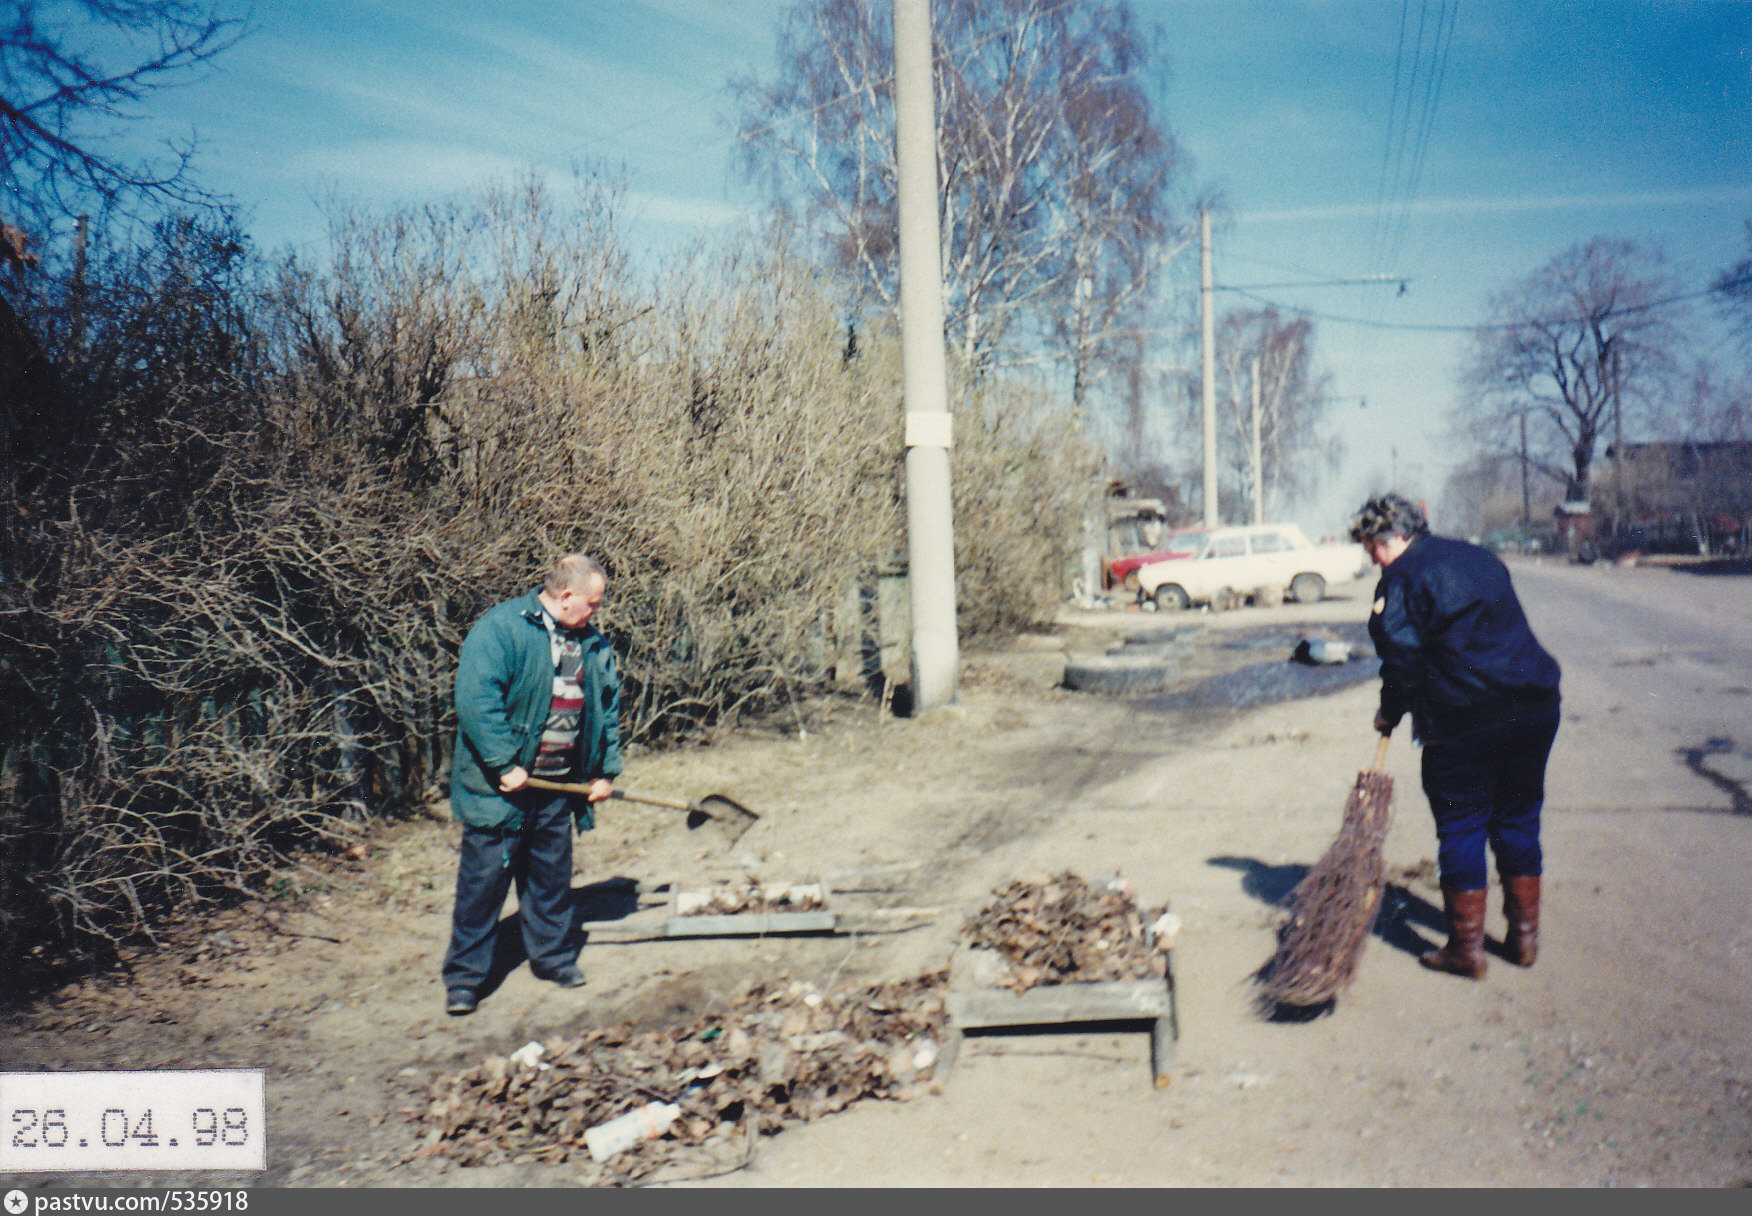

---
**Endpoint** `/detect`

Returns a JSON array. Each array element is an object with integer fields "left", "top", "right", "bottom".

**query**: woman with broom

[{"left": 1351, "top": 494, "right": 1562, "bottom": 980}]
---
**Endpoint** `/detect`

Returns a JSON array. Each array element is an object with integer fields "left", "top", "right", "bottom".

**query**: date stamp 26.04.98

[{"left": 1, "top": 1071, "right": 263, "bottom": 1173}]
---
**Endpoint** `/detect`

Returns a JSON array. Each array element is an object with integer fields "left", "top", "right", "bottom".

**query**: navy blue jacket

[{"left": 1368, "top": 535, "right": 1560, "bottom": 742}]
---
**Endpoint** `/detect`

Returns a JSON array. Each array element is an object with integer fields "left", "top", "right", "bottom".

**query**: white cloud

[
  {"left": 628, "top": 191, "right": 756, "bottom": 230},
  {"left": 289, "top": 141, "right": 542, "bottom": 200}
]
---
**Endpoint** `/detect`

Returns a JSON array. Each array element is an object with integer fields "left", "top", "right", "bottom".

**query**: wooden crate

[{"left": 941, "top": 943, "right": 1180, "bottom": 1089}]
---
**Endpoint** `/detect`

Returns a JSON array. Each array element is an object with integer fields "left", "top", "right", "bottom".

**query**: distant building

[{"left": 1599, "top": 440, "right": 1752, "bottom": 555}]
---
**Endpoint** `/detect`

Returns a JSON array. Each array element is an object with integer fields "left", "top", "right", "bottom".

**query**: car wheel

[
  {"left": 1153, "top": 583, "right": 1190, "bottom": 611},
  {"left": 1290, "top": 573, "right": 1325, "bottom": 604}
]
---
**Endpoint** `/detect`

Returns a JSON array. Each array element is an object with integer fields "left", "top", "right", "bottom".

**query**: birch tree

[
  {"left": 734, "top": 0, "right": 1193, "bottom": 392},
  {"left": 1215, "top": 306, "right": 1332, "bottom": 521}
]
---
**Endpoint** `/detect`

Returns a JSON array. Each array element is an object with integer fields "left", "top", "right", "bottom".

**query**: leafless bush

[
  {"left": 0, "top": 174, "right": 1097, "bottom": 972},
  {"left": 951, "top": 373, "right": 1100, "bottom": 641}
]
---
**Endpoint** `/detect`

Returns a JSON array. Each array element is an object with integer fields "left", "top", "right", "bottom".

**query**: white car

[{"left": 1135, "top": 523, "right": 1371, "bottom": 610}]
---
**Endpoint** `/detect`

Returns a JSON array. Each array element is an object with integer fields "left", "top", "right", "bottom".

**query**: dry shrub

[
  {"left": 0, "top": 174, "right": 1096, "bottom": 971},
  {"left": 951, "top": 375, "right": 1099, "bottom": 641}
]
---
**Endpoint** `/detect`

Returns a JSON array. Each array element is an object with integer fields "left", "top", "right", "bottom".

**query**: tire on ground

[
  {"left": 1290, "top": 572, "right": 1326, "bottom": 604},
  {"left": 1062, "top": 652, "right": 1174, "bottom": 694}
]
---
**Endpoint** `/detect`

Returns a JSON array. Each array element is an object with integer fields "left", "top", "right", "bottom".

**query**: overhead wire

[
  {"left": 1386, "top": 0, "right": 1456, "bottom": 269},
  {"left": 1220, "top": 279, "right": 1742, "bottom": 334},
  {"left": 1384, "top": 0, "right": 1434, "bottom": 270},
  {"left": 1368, "top": 0, "right": 1416, "bottom": 273}
]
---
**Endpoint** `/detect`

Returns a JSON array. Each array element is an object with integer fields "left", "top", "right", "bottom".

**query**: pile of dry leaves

[
  {"left": 408, "top": 971, "right": 947, "bottom": 1184},
  {"left": 961, "top": 871, "right": 1171, "bottom": 992}
]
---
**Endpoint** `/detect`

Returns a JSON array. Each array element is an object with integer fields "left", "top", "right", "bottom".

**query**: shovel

[{"left": 523, "top": 776, "right": 760, "bottom": 846}]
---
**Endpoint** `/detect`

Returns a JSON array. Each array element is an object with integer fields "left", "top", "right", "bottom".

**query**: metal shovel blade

[
  {"left": 685, "top": 794, "right": 759, "bottom": 846},
  {"left": 522, "top": 776, "right": 759, "bottom": 848}
]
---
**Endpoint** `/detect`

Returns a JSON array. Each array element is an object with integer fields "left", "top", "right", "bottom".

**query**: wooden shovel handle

[
  {"left": 1370, "top": 733, "right": 1391, "bottom": 772},
  {"left": 522, "top": 775, "right": 693, "bottom": 812}
]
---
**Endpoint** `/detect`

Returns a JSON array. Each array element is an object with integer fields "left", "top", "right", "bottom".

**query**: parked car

[
  {"left": 1135, "top": 524, "right": 1371, "bottom": 610},
  {"left": 1105, "top": 527, "right": 1206, "bottom": 591}
]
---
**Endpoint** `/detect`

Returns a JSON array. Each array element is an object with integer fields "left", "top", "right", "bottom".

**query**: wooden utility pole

[
  {"left": 1611, "top": 342, "right": 1624, "bottom": 545},
  {"left": 70, "top": 213, "right": 89, "bottom": 350},
  {"left": 893, "top": 0, "right": 958, "bottom": 712},
  {"left": 1520, "top": 408, "right": 1531, "bottom": 534},
  {"left": 1200, "top": 209, "right": 1218, "bottom": 527}
]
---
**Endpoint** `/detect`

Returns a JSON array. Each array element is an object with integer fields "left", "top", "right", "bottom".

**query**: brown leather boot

[
  {"left": 1420, "top": 887, "right": 1488, "bottom": 979},
  {"left": 1502, "top": 874, "right": 1541, "bottom": 967}
]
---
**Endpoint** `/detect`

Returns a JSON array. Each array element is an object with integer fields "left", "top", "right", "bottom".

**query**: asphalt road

[{"left": 1505, "top": 556, "right": 1752, "bottom": 817}]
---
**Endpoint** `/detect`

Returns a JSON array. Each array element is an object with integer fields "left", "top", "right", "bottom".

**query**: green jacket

[{"left": 448, "top": 590, "right": 623, "bottom": 831}]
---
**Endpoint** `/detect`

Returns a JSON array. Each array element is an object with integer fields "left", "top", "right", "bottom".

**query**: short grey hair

[
  {"left": 1348, "top": 493, "right": 1429, "bottom": 544},
  {"left": 543, "top": 553, "right": 607, "bottom": 594}
]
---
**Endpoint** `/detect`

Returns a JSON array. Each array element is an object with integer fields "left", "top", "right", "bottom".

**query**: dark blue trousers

[
  {"left": 441, "top": 792, "right": 577, "bottom": 992},
  {"left": 1420, "top": 700, "right": 1560, "bottom": 890}
]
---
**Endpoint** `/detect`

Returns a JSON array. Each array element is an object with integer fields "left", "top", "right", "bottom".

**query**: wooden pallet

[
  {"left": 576, "top": 867, "right": 937, "bottom": 941},
  {"left": 940, "top": 944, "right": 1180, "bottom": 1089}
]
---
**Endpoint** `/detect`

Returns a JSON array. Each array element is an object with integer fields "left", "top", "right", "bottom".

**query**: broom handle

[{"left": 1370, "top": 733, "right": 1391, "bottom": 772}]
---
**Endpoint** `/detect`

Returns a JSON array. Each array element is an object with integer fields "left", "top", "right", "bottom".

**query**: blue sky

[{"left": 96, "top": 0, "right": 1752, "bottom": 531}]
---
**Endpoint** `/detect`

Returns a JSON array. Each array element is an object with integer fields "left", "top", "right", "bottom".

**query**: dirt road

[{"left": 4, "top": 557, "right": 1749, "bottom": 1188}]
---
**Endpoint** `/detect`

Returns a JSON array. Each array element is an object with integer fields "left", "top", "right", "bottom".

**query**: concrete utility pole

[
  {"left": 892, "top": 0, "right": 958, "bottom": 712},
  {"left": 1250, "top": 354, "right": 1264, "bottom": 525},
  {"left": 1200, "top": 209, "right": 1219, "bottom": 527}
]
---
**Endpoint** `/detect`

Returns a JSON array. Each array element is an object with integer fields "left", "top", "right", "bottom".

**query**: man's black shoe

[
  {"left": 446, "top": 988, "right": 479, "bottom": 1015},
  {"left": 539, "top": 964, "right": 585, "bottom": 988}
]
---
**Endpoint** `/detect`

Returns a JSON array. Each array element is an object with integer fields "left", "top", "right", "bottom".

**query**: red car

[{"left": 1104, "top": 528, "right": 1206, "bottom": 592}]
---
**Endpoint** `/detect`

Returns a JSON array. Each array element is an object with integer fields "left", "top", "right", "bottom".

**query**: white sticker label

[
  {"left": 0, "top": 1070, "right": 265, "bottom": 1172},
  {"left": 904, "top": 411, "right": 953, "bottom": 449}
]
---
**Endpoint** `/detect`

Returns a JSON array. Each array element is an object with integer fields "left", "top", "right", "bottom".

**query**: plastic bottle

[{"left": 584, "top": 1101, "right": 681, "bottom": 1162}]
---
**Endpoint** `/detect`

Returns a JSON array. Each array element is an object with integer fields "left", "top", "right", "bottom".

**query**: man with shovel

[
  {"left": 1351, "top": 494, "right": 1561, "bottom": 981},
  {"left": 441, "top": 554, "right": 621, "bottom": 1016}
]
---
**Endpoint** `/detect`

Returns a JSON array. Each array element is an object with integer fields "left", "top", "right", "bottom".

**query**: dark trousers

[
  {"left": 1420, "top": 700, "right": 1560, "bottom": 891},
  {"left": 441, "top": 792, "right": 577, "bottom": 992}
]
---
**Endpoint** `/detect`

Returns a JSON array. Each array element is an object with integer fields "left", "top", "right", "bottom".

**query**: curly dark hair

[{"left": 1348, "top": 493, "right": 1429, "bottom": 543}]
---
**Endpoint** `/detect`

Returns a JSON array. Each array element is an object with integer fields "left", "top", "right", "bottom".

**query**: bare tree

[
  {"left": 733, "top": 0, "right": 1194, "bottom": 389},
  {"left": 1666, "top": 359, "right": 1751, "bottom": 443},
  {"left": 0, "top": 0, "right": 244, "bottom": 226},
  {"left": 1458, "top": 238, "right": 1685, "bottom": 502},
  {"left": 1214, "top": 306, "right": 1334, "bottom": 521},
  {"left": 1711, "top": 218, "right": 1752, "bottom": 363}
]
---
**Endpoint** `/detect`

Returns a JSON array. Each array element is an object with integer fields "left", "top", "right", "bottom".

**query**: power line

[
  {"left": 1369, "top": 0, "right": 1413, "bottom": 269},
  {"left": 1217, "top": 276, "right": 1408, "bottom": 291},
  {"left": 1386, "top": 0, "right": 1457, "bottom": 269},
  {"left": 1222, "top": 280, "right": 1740, "bottom": 334}
]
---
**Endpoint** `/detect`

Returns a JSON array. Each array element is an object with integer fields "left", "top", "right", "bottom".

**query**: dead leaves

[
  {"left": 409, "top": 971, "right": 948, "bottom": 1185},
  {"left": 961, "top": 871, "right": 1169, "bottom": 991}
]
